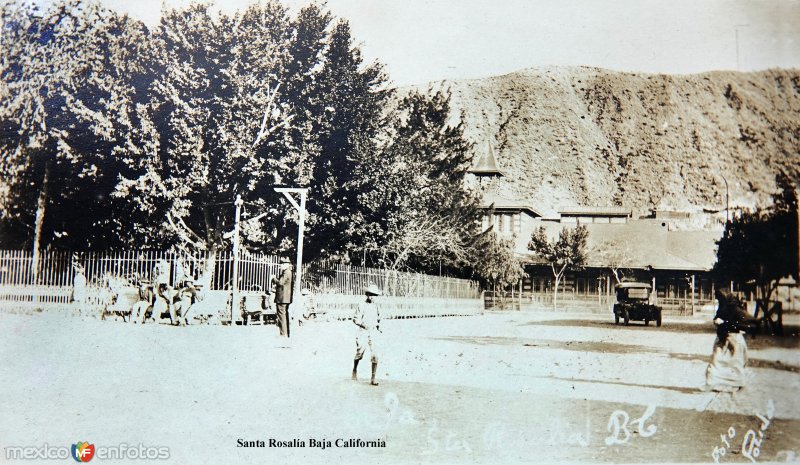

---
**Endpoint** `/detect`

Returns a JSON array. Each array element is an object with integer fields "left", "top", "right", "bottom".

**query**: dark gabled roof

[
  {"left": 480, "top": 193, "right": 542, "bottom": 217},
  {"left": 469, "top": 143, "right": 505, "bottom": 177},
  {"left": 559, "top": 206, "right": 632, "bottom": 217}
]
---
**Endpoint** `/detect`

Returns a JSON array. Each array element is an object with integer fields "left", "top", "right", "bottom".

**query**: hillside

[{"left": 425, "top": 67, "right": 800, "bottom": 218}]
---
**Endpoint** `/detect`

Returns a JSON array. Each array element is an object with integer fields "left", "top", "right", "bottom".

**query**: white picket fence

[{"left": 307, "top": 262, "right": 480, "bottom": 299}]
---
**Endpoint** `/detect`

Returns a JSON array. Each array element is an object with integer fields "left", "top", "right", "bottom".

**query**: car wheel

[{"left": 623, "top": 310, "right": 630, "bottom": 326}]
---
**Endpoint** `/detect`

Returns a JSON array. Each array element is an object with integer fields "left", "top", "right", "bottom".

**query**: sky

[{"left": 42, "top": 0, "right": 800, "bottom": 86}]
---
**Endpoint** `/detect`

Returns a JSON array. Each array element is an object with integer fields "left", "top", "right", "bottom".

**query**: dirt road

[{"left": 0, "top": 310, "right": 797, "bottom": 464}]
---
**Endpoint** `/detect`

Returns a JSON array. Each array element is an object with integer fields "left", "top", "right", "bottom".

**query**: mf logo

[{"left": 71, "top": 442, "right": 95, "bottom": 462}]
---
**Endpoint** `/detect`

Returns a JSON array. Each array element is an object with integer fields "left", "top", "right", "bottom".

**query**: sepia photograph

[{"left": 0, "top": 0, "right": 798, "bottom": 463}]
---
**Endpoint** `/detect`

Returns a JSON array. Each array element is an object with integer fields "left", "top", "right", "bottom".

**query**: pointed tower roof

[{"left": 469, "top": 142, "right": 505, "bottom": 177}]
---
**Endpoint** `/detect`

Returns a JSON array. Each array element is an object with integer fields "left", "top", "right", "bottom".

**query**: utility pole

[
  {"left": 735, "top": 24, "right": 749, "bottom": 71},
  {"left": 721, "top": 175, "right": 730, "bottom": 227},
  {"left": 231, "top": 195, "right": 243, "bottom": 326},
  {"left": 796, "top": 185, "right": 799, "bottom": 280},
  {"left": 275, "top": 187, "right": 308, "bottom": 315},
  {"left": 31, "top": 164, "right": 50, "bottom": 285}
]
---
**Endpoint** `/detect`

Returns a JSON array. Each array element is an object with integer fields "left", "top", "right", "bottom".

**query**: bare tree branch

[{"left": 252, "top": 80, "right": 295, "bottom": 147}]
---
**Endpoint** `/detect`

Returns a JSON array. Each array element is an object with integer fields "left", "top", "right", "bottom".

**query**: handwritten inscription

[
  {"left": 423, "top": 419, "right": 473, "bottom": 455},
  {"left": 711, "top": 399, "right": 775, "bottom": 464},
  {"left": 383, "top": 391, "right": 418, "bottom": 433},
  {"left": 711, "top": 426, "right": 737, "bottom": 463},
  {"left": 605, "top": 405, "right": 658, "bottom": 446},
  {"left": 383, "top": 392, "right": 664, "bottom": 456},
  {"left": 741, "top": 400, "right": 776, "bottom": 464}
]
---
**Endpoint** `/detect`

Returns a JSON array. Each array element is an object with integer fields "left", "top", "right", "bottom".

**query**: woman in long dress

[{"left": 703, "top": 289, "right": 754, "bottom": 392}]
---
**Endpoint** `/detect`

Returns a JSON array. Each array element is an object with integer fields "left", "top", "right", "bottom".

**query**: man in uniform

[
  {"left": 352, "top": 283, "right": 382, "bottom": 386},
  {"left": 271, "top": 256, "right": 293, "bottom": 337}
]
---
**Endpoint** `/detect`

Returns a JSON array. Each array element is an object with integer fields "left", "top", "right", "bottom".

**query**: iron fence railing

[{"left": 0, "top": 249, "right": 480, "bottom": 301}]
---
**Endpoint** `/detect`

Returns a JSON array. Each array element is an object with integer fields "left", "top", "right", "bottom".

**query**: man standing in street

[
  {"left": 352, "top": 284, "right": 382, "bottom": 386},
  {"left": 271, "top": 256, "right": 293, "bottom": 337}
]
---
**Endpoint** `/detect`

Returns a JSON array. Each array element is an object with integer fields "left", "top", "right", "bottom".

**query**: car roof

[{"left": 614, "top": 282, "right": 652, "bottom": 290}]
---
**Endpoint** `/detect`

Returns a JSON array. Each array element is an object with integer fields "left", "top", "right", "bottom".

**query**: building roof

[
  {"left": 469, "top": 143, "right": 505, "bottom": 177},
  {"left": 559, "top": 206, "right": 632, "bottom": 217},
  {"left": 480, "top": 193, "right": 542, "bottom": 217},
  {"left": 514, "top": 220, "right": 721, "bottom": 271}
]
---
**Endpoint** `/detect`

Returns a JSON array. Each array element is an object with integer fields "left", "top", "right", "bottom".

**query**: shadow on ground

[
  {"left": 531, "top": 375, "right": 702, "bottom": 394},
  {"left": 521, "top": 318, "right": 800, "bottom": 349},
  {"left": 431, "top": 336, "right": 800, "bottom": 373}
]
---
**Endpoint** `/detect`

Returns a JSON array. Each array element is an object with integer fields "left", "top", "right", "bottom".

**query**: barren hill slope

[{"left": 426, "top": 67, "right": 800, "bottom": 217}]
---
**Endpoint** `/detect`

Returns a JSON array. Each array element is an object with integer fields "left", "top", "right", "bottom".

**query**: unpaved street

[{"left": 0, "top": 310, "right": 798, "bottom": 464}]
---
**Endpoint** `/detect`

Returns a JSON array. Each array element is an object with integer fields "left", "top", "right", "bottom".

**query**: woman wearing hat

[{"left": 352, "top": 283, "right": 382, "bottom": 386}]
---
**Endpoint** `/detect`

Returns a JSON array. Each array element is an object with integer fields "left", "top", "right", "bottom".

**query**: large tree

[
  {"left": 471, "top": 230, "right": 525, "bottom": 291},
  {"left": 354, "top": 89, "right": 479, "bottom": 273},
  {"left": 0, "top": 0, "right": 480, "bottom": 281},
  {"left": 713, "top": 174, "right": 798, "bottom": 334},
  {"left": 303, "top": 19, "right": 391, "bottom": 262},
  {"left": 0, "top": 0, "right": 149, "bottom": 266},
  {"left": 112, "top": 3, "right": 399, "bottom": 264},
  {"left": 528, "top": 225, "right": 589, "bottom": 309}
]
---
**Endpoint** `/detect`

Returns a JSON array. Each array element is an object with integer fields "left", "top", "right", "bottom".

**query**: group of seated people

[{"left": 72, "top": 257, "right": 324, "bottom": 327}]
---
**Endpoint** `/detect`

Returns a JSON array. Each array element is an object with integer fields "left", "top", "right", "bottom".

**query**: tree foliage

[
  {"left": 591, "top": 238, "right": 636, "bottom": 284},
  {"left": 528, "top": 225, "right": 588, "bottom": 308},
  {"left": 0, "top": 0, "right": 480, "bottom": 278},
  {"left": 713, "top": 174, "right": 799, "bottom": 333},
  {"left": 355, "top": 89, "right": 478, "bottom": 271},
  {"left": 471, "top": 231, "right": 524, "bottom": 288},
  {"left": 0, "top": 0, "right": 143, "bottom": 249}
]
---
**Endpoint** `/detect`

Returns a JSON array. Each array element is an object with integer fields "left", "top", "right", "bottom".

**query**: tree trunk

[
  {"left": 759, "top": 281, "right": 782, "bottom": 335},
  {"left": 553, "top": 274, "right": 561, "bottom": 310},
  {"left": 201, "top": 245, "right": 217, "bottom": 290},
  {"left": 31, "top": 164, "right": 50, "bottom": 284},
  {"left": 611, "top": 268, "right": 621, "bottom": 284}
]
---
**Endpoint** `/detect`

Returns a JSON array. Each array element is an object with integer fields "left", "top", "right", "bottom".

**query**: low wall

[
  {"left": 172, "top": 292, "right": 484, "bottom": 321},
  {"left": 312, "top": 294, "right": 483, "bottom": 320},
  {"left": 0, "top": 285, "right": 484, "bottom": 321}
]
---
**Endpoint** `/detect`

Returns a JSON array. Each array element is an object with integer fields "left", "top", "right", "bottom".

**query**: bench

[{"left": 240, "top": 292, "right": 276, "bottom": 326}]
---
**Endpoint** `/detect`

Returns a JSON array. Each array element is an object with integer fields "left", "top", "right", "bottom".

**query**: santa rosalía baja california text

[{"left": 237, "top": 438, "right": 387, "bottom": 449}]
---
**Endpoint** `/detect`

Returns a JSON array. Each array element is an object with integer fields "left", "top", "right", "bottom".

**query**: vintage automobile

[{"left": 613, "top": 282, "right": 662, "bottom": 326}]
